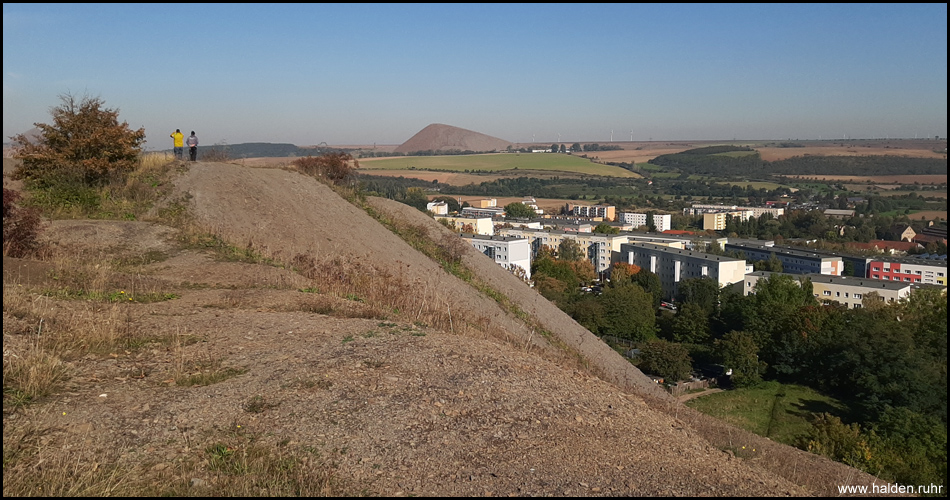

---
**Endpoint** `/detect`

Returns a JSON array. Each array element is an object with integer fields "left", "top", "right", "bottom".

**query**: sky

[{"left": 3, "top": 3, "right": 947, "bottom": 150}]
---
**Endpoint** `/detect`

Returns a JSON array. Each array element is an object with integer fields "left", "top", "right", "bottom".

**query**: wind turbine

[
  {"left": 610, "top": 130, "right": 613, "bottom": 142},
  {"left": 630, "top": 130, "right": 634, "bottom": 142}
]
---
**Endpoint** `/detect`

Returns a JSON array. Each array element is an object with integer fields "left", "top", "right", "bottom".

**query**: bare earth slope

[
  {"left": 3, "top": 161, "right": 891, "bottom": 496},
  {"left": 393, "top": 123, "right": 513, "bottom": 154}
]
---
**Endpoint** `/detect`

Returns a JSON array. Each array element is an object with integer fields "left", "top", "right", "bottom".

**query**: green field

[
  {"left": 359, "top": 153, "right": 639, "bottom": 177},
  {"left": 685, "top": 381, "right": 851, "bottom": 445}
]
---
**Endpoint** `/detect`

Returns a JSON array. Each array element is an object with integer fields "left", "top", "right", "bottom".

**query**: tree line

[{"left": 649, "top": 146, "right": 947, "bottom": 177}]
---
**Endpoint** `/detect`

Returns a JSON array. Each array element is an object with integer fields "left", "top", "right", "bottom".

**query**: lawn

[
  {"left": 360, "top": 153, "right": 639, "bottom": 177},
  {"left": 685, "top": 381, "right": 851, "bottom": 446}
]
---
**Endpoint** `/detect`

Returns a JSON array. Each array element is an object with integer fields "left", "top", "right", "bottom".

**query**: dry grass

[{"left": 2, "top": 410, "right": 349, "bottom": 497}]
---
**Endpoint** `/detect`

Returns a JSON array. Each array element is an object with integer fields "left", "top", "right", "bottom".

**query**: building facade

[
  {"left": 435, "top": 216, "right": 495, "bottom": 236},
  {"left": 618, "top": 212, "right": 672, "bottom": 232},
  {"left": 571, "top": 204, "right": 616, "bottom": 221},
  {"left": 620, "top": 242, "right": 747, "bottom": 299},
  {"left": 867, "top": 257, "right": 947, "bottom": 286},
  {"left": 461, "top": 234, "right": 532, "bottom": 279},
  {"left": 742, "top": 271, "right": 914, "bottom": 309},
  {"left": 725, "top": 242, "right": 843, "bottom": 276}
]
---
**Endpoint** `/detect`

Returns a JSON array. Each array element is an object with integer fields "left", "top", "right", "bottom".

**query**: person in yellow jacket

[{"left": 170, "top": 129, "right": 184, "bottom": 160}]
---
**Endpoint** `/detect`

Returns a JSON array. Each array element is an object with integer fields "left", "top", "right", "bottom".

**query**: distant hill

[{"left": 394, "top": 123, "right": 512, "bottom": 154}]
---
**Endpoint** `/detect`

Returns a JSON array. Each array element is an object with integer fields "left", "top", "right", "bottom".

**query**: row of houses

[{"left": 452, "top": 224, "right": 946, "bottom": 305}]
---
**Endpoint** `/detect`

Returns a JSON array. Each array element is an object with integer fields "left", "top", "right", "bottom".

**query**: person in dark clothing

[{"left": 187, "top": 131, "right": 199, "bottom": 161}]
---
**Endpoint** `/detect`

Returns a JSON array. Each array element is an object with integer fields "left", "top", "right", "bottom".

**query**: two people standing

[{"left": 170, "top": 129, "right": 199, "bottom": 161}]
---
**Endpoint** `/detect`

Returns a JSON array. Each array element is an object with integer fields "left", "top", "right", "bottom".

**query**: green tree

[
  {"left": 632, "top": 269, "right": 663, "bottom": 309},
  {"left": 598, "top": 282, "right": 656, "bottom": 341},
  {"left": 637, "top": 340, "right": 692, "bottom": 382},
  {"left": 557, "top": 238, "right": 584, "bottom": 262},
  {"left": 504, "top": 201, "right": 536, "bottom": 218},
  {"left": 715, "top": 330, "right": 763, "bottom": 387},
  {"left": 12, "top": 93, "right": 146, "bottom": 188},
  {"left": 671, "top": 302, "right": 711, "bottom": 344},
  {"left": 675, "top": 276, "right": 720, "bottom": 316},
  {"left": 571, "top": 142, "right": 581, "bottom": 152},
  {"left": 645, "top": 210, "right": 658, "bottom": 232},
  {"left": 401, "top": 187, "right": 431, "bottom": 211},
  {"left": 570, "top": 296, "right": 607, "bottom": 335},
  {"left": 593, "top": 222, "right": 619, "bottom": 234}
]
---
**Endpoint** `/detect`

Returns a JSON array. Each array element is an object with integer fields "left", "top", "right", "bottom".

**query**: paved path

[{"left": 677, "top": 387, "right": 724, "bottom": 403}]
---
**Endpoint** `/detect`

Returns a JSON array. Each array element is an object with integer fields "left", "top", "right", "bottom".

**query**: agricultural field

[
  {"left": 358, "top": 152, "right": 640, "bottom": 178},
  {"left": 780, "top": 174, "right": 947, "bottom": 185},
  {"left": 757, "top": 143, "right": 946, "bottom": 162}
]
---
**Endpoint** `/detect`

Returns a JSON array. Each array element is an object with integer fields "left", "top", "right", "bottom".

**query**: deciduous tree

[{"left": 12, "top": 93, "right": 146, "bottom": 187}]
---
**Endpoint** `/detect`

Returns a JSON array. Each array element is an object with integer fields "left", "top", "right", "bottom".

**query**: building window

[
  {"left": 854, "top": 293, "right": 862, "bottom": 299},
  {"left": 823, "top": 290, "right": 831, "bottom": 296}
]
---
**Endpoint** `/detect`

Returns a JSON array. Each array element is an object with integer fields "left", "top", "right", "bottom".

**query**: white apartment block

[
  {"left": 498, "top": 227, "right": 628, "bottom": 275},
  {"left": 461, "top": 234, "right": 532, "bottom": 279},
  {"left": 685, "top": 204, "right": 785, "bottom": 218},
  {"left": 521, "top": 197, "right": 544, "bottom": 215},
  {"left": 435, "top": 216, "right": 495, "bottom": 236},
  {"left": 618, "top": 213, "right": 672, "bottom": 232},
  {"left": 620, "top": 242, "right": 747, "bottom": 300},
  {"left": 742, "top": 271, "right": 913, "bottom": 309},
  {"left": 426, "top": 201, "right": 448, "bottom": 215}
]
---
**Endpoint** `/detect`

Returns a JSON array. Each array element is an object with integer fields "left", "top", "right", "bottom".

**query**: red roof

[
  {"left": 846, "top": 240, "right": 921, "bottom": 252},
  {"left": 913, "top": 234, "right": 948, "bottom": 245}
]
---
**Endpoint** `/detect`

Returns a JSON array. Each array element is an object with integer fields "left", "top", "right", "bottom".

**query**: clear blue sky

[{"left": 3, "top": 3, "right": 947, "bottom": 149}]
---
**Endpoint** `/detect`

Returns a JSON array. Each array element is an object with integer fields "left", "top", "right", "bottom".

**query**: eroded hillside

[{"left": 3, "top": 161, "right": 889, "bottom": 496}]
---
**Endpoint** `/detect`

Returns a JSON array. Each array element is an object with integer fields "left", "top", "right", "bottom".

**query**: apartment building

[
  {"left": 498, "top": 227, "right": 629, "bottom": 275},
  {"left": 725, "top": 242, "right": 843, "bottom": 276},
  {"left": 570, "top": 204, "right": 616, "bottom": 221},
  {"left": 620, "top": 242, "right": 747, "bottom": 300},
  {"left": 461, "top": 234, "right": 532, "bottom": 279},
  {"left": 685, "top": 203, "right": 785, "bottom": 218},
  {"left": 618, "top": 212, "right": 672, "bottom": 232},
  {"left": 435, "top": 215, "right": 495, "bottom": 236},
  {"left": 425, "top": 201, "right": 448, "bottom": 215},
  {"left": 702, "top": 210, "right": 754, "bottom": 230},
  {"left": 867, "top": 257, "right": 947, "bottom": 286},
  {"left": 461, "top": 206, "right": 505, "bottom": 219},
  {"left": 742, "top": 271, "right": 914, "bottom": 309}
]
